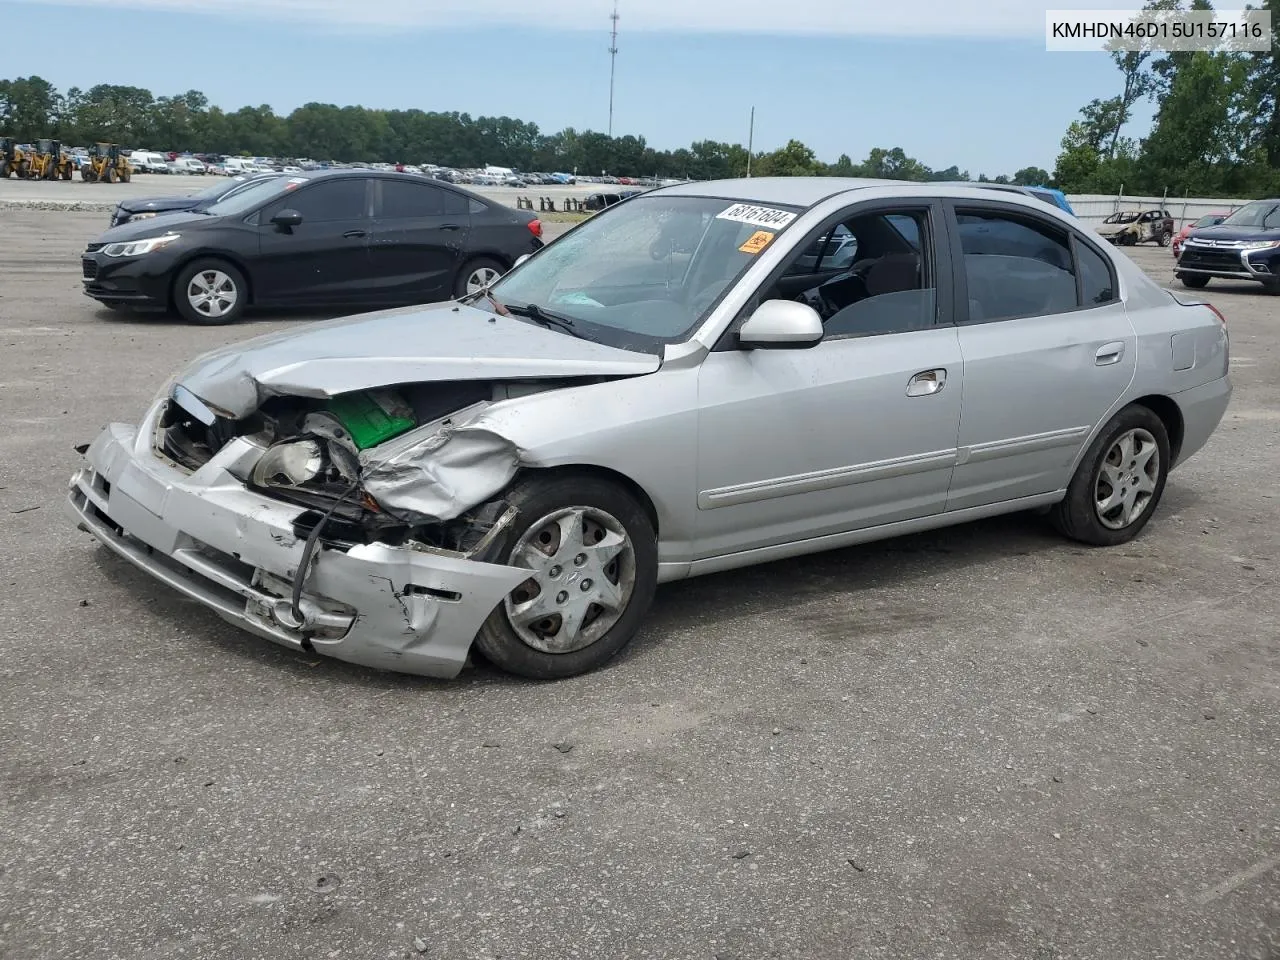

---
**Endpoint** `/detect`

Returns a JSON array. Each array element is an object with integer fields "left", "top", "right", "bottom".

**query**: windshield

[
  {"left": 190, "top": 177, "right": 248, "bottom": 203},
  {"left": 202, "top": 176, "right": 302, "bottom": 218},
  {"left": 1194, "top": 214, "right": 1224, "bottom": 227},
  {"left": 1222, "top": 200, "right": 1280, "bottom": 229},
  {"left": 486, "top": 194, "right": 802, "bottom": 347}
]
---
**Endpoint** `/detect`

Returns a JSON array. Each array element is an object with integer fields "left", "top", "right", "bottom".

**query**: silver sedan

[{"left": 67, "top": 178, "right": 1231, "bottom": 679}]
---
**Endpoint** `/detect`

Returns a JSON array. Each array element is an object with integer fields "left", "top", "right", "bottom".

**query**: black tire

[
  {"left": 172, "top": 259, "right": 249, "bottom": 325},
  {"left": 1180, "top": 275, "right": 1210, "bottom": 289},
  {"left": 453, "top": 256, "right": 506, "bottom": 299},
  {"left": 120, "top": 167, "right": 131, "bottom": 183},
  {"left": 16, "top": 159, "right": 30, "bottom": 179},
  {"left": 473, "top": 473, "right": 658, "bottom": 679},
  {"left": 1263, "top": 279, "right": 1280, "bottom": 295},
  {"left": 104, "top": 164, "right": 116, "bottom": 183},
  {"left": 81, "top": 167, "right": 95, "bottom": 182},
  {"left": 1157, "top": 231, "right": 1170, "bottom": 246},
  {"left": 0, "top": 159, "right": 8, "bottom": 179},
  {"left": 1049, "top": 404, "right": 1171, "bottom": 547}
]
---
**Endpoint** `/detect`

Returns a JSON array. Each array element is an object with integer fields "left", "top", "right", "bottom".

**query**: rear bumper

[
  {"left": 1172, "top": 375, "right": 1231, "bottom": 468},
  {"left": 66, "top": 419, "right": 528, "bottom": 678}
]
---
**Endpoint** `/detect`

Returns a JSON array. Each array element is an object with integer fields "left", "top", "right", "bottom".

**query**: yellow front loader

[{"left": 81, "top": 142, "right": 132, "bottom": 183}]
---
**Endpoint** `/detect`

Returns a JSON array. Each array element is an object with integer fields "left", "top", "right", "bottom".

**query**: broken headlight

[{"left": 251, "top": 439, "right": 325, "bottom": 488}]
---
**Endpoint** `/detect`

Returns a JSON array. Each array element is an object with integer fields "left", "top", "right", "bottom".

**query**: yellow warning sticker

[{"left": 739, "top": 230, "right": 775, "bottom": 254}]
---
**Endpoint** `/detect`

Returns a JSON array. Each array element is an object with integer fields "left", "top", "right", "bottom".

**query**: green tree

[
  {"left": 1012, "top": 166, "right": 1051, "bottom": 185},
  {"left": 753, "top": 139, "right": 824, "bottom": 177}
]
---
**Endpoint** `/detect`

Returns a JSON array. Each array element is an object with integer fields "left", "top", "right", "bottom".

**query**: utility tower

[{"left": 608, "top": 0, "right": 619, "bottom": 137}]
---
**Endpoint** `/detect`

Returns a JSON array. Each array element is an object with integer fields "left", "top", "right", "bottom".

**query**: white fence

[{"left": 1067, "top": 193, "right": 1249, "bottom": 230}]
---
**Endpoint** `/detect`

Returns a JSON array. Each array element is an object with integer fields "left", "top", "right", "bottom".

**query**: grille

[
  {"left": 81, "top": 258, "right": 98, "bottom": 280},
  {"left": 1180, "top": 249, "right": 1243, "bottom": 271}
]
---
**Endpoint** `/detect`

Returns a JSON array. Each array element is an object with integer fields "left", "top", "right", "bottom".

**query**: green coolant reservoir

[{"left": 326, "top": 390, "right": 416, "bottom": 449}]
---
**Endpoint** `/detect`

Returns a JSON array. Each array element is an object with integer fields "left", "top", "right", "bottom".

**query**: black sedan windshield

[
  {"left": 202, "top": 176, "right": 302, "bottom": 218},
  {"left": 487, "top": 195, "right": 802, "bottom": 346}
]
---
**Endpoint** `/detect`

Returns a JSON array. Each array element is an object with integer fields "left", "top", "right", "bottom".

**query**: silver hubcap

[
  {"left": 504, "top": 506, "right": 635, "bottom": 654},
  {"left": 1095, "top": 427, "right": 1160, "bottom": 530},
  {"left": 187, "top": 269, "right": 237, "bottom": 318},
  {"left": 465, "top": 266, "right": 501, "bottom": 294}
]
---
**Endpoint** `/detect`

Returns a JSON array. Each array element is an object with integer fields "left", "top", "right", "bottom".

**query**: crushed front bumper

[{"left": 65, "top": 420, "right": 528, "bottom": 678}]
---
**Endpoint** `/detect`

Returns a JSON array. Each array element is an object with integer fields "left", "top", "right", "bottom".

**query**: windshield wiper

[{"left": 502, "top": 302, "right": 578, "bottom": 334}]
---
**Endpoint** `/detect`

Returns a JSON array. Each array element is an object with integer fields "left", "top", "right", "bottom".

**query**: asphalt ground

[{"left": 0, "top": 213, "right": 1277, "bottom": 960}]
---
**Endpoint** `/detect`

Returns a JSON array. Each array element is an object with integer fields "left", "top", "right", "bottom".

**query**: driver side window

[{"left": 769, "top": 207, "right": 937, "bottom": 340}]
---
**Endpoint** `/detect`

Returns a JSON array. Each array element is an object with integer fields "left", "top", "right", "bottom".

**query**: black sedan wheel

[
  {"left": 173, "top": 259, "right": 248, "bottom": 325},
  {"left": 455, "top": 257, "right": 506, "bottom": 299}
]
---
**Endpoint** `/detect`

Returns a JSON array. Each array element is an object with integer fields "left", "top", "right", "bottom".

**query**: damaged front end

[{"left": 67, "top": 377, "right": 593, "bottom": 678}]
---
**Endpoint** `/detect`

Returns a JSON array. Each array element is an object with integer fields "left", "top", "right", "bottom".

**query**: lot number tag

[{"left": 716, "top": 203, "right": 796, "bottom": 230}]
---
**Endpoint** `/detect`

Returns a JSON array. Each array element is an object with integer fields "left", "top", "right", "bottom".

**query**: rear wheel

[
  {"left": 119, "top": 166, "right": 131, "bottom": 183},
  {"left": 173, "top": 259, "right": 248, "bottom": 325},
  {"left": 16, "top": 159, "right": 30, "bottom": 179},
  {"left": 454, "top": 257, "right": 506, "bottom": 299},
  {"left": 1179, "top": 275, "right": 1210, "bottom": 289},
  {"left": 0, "top": 159, "right": 8, "bottom": 178},
  {"left": 473, "top": 474, "right": 658, "bottom": 679},
  {"left": 104, "top": 164, "right": 117, "bottom": 183},
  {"left": 1157, "top": 231, "right": 1171, "bottom": 246},
  {"left": 1050, "top": 405, "right": 1170, "bottom": 547}
]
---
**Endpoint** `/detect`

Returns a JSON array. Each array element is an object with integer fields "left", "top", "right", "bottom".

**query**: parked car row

[
  {"left": 66, "top": 177, "right": 1231, "bottom": 680},
  {"left": 81, "top": 170, "right": 545, "bottom": 324}
]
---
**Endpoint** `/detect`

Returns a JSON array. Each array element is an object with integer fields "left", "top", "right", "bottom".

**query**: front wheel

[
  {"left": 173, "top": 259, "right": 248, "bottom": 325},
  {"left": 454, "top": 257, "right": 506, "bottom": 299},
  {"left": 1179, "top": 274, "right": 1210, "bottom": 289},
  {"left": 473, "top": 474, "right": 658, "bottom": 679},
  {"left": 1157, "top": 231, "right": 1171, "bottom": 246},
  {"left": 1050, "top": 405, "right": 1170, "bottom": 546}
]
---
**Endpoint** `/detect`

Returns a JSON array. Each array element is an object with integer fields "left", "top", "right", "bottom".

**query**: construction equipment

[
  {"left": 29, "top": 139, "right": 75, "bottom": 181},
  {"left": 0, "top": 138, "right": 31, "bottom": 179},
  {"left": 81, "top": 142, "right": 132, "bottom": 183}
]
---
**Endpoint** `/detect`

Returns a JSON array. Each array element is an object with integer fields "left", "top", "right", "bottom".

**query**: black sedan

[
  {"left": 107, "top": 172, "right": 283, "bottom": 227},
  {"left": 82, "top": 170, "right": 545, "bottom": 324}
]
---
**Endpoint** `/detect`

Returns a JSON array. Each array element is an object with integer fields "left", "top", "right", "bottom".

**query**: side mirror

[
  {"left": 737, "top": 299, "right": 824, "bottom": 350},
  {"left": 514, "top": 253, "right": 531, "bottom": 267},
  {"left": 271, "top": 209, "right": 303, "bottom": 231}
]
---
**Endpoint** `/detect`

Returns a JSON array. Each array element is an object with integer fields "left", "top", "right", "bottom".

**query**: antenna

[{"left": 608, "top": 0, "right": 619, "bottom": 138}]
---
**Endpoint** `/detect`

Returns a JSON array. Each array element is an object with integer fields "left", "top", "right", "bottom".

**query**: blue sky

[{"left": 2, "top": 0, "right": 1155, "bottom": 175}]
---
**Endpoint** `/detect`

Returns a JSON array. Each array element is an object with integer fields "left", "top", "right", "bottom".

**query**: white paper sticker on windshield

[{"left": 716, "top": 203, "right": 796, "bottom": 230}]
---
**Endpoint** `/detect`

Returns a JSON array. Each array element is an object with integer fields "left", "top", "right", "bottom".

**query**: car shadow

[{"left": 89, "top": 479, "right": 1205, "bottom": 691}]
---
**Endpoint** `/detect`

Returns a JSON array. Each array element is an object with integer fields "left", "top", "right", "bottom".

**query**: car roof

[{"left": 655, "top": 177, "right": 912, "bottom": 207}]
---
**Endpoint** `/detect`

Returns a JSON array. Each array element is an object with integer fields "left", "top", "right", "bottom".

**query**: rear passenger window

[
  {"left": 1076, "top": 240, "right": 1116, "bottom": 305},
  {"left": 957, "top": 210, "right": 1077, "bottom": 322},
  {"left": 379, "top": 179, "right": 444, "bottom": 218},
  {"left": 444, "top": 190, "right": 469, "bottom": 216}
]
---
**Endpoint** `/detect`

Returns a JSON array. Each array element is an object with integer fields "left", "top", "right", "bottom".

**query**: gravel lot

[{"left": 1, "top": 212, "right": 1277, "bottom": 960}]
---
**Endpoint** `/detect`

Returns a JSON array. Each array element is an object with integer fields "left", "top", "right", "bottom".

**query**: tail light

[
  {"left": 1206, "top": 303, "right": 1227, "bottom": 326},
  {"left": 527, "top": 218, "right": 543, "bottom": 238}
]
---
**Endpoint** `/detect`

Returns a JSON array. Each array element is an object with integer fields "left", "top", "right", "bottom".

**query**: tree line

[
  {"left": 1053, "top": 0, "right": 1280, "bottom": 198},
  {"left": 0, "top": 75, "right": 1053, "bottom": 185}
]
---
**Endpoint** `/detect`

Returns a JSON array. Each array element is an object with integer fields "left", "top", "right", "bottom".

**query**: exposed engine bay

[{"left": 153, "top": 377, "right": 597, "bottom": 553}]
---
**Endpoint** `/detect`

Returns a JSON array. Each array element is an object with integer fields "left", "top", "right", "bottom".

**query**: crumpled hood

[{"left": 176, "top": 300, "right": 662, "bottom": 418}]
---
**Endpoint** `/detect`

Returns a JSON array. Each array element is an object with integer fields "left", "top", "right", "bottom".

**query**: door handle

[
  {"left": 906, "top": 368, "right": 947, "bottom": 397},
  {"left": 1095, "top": 341, "right": 1125, "bottom": 365},
  {"left": 343, "top": 229, "right": 368, "bottom": 239}
]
